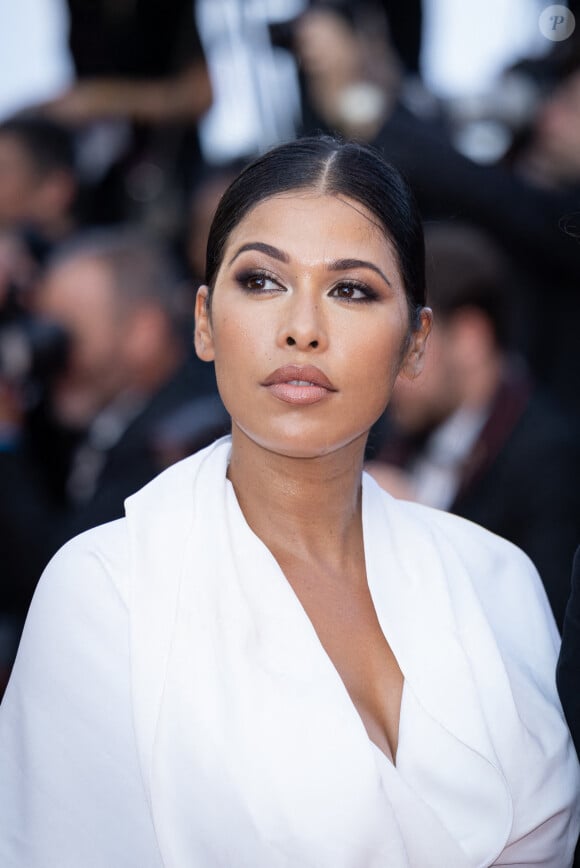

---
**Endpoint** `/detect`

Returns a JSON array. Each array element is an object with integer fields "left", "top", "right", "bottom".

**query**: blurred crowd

[{"left": 1, "top": 0, "right": 580, "bottom": 695}]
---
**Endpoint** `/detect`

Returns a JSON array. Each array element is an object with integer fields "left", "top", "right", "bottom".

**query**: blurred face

[
  {"left": 533, "top": 71, "right": 580, "bottom": 181},
  {"left": 389, "top": 320, "right": 462, "bottom": 434},
  {"left": 0, "top": 135, "right": 39, "bottom": 226},
  {"left": 35, "top": 256, "right": 132, "bottom": 427},
  {"left": 195, "top": 192, "right": 430, "bottom": 459}
]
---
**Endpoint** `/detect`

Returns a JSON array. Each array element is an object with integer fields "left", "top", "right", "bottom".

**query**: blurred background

[{"left": 1, "top": 0, "right": 580, "bottom": 693}]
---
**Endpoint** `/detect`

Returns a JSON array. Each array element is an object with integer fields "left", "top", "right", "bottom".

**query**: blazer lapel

[{"left": 362, "top": 473, "right": 513, "bottom": 864}]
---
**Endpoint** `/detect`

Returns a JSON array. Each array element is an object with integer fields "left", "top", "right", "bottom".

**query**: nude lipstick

[{"left": 262, "top": 365, "right": 337, "bottom": 405}]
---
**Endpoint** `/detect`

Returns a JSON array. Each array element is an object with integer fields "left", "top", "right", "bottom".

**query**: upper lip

[{"left": 262, "top": 365, "right": 337, "bottom": 390}]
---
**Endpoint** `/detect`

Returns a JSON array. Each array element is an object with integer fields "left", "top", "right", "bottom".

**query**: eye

[
  {"left": 236, "top": 269, "right": 282, "bottom": 293},
  {"left": 329, "top": 281, "right": 377, "bottom": 302}
]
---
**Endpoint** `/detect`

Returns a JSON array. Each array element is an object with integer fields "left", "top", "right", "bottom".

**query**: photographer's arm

[{"left": 41, "top": 61, "right": 212, "bottom": 126}]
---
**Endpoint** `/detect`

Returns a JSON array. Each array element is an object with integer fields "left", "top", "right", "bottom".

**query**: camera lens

[{"left": 0, "top": 317, "right": 69, "bottom": 383}]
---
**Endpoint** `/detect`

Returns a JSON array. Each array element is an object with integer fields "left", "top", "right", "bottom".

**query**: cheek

[
  {"left": 344, "top": 321, "right": 408, "bottom": 389},
  {"left": 337, "top": 333, "right": 409, "bottom": 442},
  {"left": 212, "top": 306, "right": 271, "bottom": 367},
  {"left": 210, "top": 314, "right": 259, "bottom": 397}
]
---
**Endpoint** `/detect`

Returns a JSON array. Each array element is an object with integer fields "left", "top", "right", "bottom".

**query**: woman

[{"left": 0, "top": 137, "right": 578, "bottom": 866}]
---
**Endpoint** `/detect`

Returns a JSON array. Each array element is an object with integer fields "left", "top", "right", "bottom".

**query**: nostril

[
  {"left": 309, "top": 340, "right": 319, "bottom": 348},
  {"left": 286, "top": 336, "right": 296, "bottom": 346}
]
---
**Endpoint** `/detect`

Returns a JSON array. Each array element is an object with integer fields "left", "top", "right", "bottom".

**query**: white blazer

[{"left": 0, "top": 436, "right": 578, "bottom": 867}]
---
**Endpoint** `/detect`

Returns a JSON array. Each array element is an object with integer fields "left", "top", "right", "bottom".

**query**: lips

[{"left": 262, "top": 365, "right": 336, "bottom": 405}]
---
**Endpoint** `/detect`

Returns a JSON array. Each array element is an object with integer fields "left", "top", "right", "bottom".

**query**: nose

[{"left": 277, "top": 294, "right": 328, "bottom": 352}]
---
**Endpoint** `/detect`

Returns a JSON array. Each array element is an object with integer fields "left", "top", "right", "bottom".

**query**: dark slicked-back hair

[{"left": 204, "top": 136, "right": 426, "bottom": 330}]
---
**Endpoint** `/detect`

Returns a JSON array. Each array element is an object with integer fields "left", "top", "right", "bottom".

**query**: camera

[{"left": 0, "top": 289, "right": 69, "bottom": 385}]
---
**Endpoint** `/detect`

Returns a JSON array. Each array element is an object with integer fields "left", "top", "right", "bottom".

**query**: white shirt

[{"left": 409, "top": 406, "right": 488, "bottom": 510}]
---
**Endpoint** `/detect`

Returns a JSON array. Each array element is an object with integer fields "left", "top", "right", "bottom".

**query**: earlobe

[
  {"left": 194, "top": 285, "right": 215, "bottom": 361},
  {"left": 401, "top": 307, "right": 432, "bottom": 380}
]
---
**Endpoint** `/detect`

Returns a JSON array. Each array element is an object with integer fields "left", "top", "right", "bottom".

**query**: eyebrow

[
  {"left": 228, "top": 245, "right": 392, "bottom": 288},
  {"left": 228, "top": 242, "right": 290, "bottom": 265},
  {"left": 327, "top": 258, "right": 392, "bottom": 288}
]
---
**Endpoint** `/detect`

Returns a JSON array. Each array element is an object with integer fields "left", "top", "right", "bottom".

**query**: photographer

[{"left": 0, "top": 229, "right": 227, "bottom": 692}]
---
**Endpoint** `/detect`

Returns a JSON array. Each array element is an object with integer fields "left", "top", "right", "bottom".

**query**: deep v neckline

[
  {"left": 126, "top": 438, "right": 516, "bottom": 867},
  {"left": 224, "top": 474, "right": 406, "bottom": 768},
  {"left": 372, "top": 679, "right": 407, "bottom": 767}
]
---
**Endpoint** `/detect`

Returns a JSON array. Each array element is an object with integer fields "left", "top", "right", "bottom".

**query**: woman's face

[{"left": 195, "top": 191, "right": 430, "bottom": 459}]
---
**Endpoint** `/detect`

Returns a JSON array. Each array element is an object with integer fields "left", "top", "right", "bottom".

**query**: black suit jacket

[
  {"left": 0, "top": 357, "right": 229, "bottom": 617},
  {"left": 377, "top": 373, "right": 580, "bottom": 629},
  {"left": 558, "top": 545, "right": 580, "bottom": 759},
  {"left": 557, "top": 549, "right": 580, "bottom": 866},
  {"left": 451, "top": 383, "right": 580, "bottom": 630}
]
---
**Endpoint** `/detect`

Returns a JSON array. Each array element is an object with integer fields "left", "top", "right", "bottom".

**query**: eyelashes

[
  {"left": 329, "top": 281, "right": 379, "bottom": 303},
  {"left": 234, "top": 268, "right": 379, "bottom": 303},
  {"left": 235, "top": 268, "right": 281, "bottom": 294}
]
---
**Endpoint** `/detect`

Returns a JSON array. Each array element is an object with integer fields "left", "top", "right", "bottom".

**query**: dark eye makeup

[
  {"left": 235, "top": 268, "right": 380, "bottom": 303},
  {"left": 328, "top": 281, "right": 380, "bottom": 303},
  {"left": 235, "top": 268, "right": 282, "bottom": 294}
]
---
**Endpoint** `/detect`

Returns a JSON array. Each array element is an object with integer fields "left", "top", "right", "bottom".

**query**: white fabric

[
  {"left": 420, "top": 0, "right": 549, "bottom": 100},
  {"left": 0, "top": 0, "right": 73, "bottom": 121},
  {"left": 195, "top": 0, "right": 303, "bottom": 163},
  {"left": 0, "top": 435, "right": 578, "bottom": 866}
]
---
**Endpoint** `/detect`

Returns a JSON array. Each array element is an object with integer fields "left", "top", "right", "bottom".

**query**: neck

[{"left": 227, "top": 425, "right": 367, "bottom": 569}]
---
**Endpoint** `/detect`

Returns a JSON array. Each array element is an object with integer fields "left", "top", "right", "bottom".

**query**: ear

[
  {"left": 194, "top": 285, "right": 215, "bottom": 361},
  {"left": 399, "top": 307, "right": 432, "bottom": 380}
]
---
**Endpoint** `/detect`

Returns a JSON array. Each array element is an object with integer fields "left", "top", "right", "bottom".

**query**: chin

[{"left": 234, "top": 419, "right": 370, "bottom": 461}]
